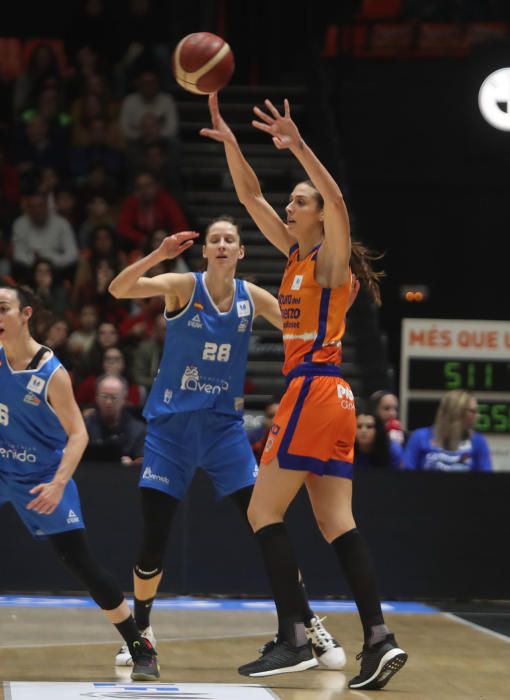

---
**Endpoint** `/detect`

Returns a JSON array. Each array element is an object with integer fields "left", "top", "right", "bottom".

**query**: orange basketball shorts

[{"left": 260, "top": 369, "right": 356, "bottom": 478}]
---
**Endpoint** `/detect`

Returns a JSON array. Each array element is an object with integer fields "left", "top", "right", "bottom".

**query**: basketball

[{"left": 172, "top": 32, "right": 235, "bottom": 95}]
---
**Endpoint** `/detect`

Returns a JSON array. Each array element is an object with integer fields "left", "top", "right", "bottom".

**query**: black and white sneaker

[
  {"left": 239, "top": 640, "right": 318, "bottom": 677},
  {"left": 348, "top": 633, "right": 407, "bottom": 690},
  {"left": 305, "top": 616, "right": 346, "bottom": 670}
]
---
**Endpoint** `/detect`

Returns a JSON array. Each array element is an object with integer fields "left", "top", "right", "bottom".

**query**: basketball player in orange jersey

[{"left": 201, "top": 94, "right": 407, "bottom": 690}]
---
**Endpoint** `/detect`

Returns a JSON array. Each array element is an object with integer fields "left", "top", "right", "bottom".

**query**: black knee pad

[
  {"left": 135, "top": 488, "right": 180, "bottom": 576},
  {"left": 50, "top": 530, "right": 124, "bottom": 611}
]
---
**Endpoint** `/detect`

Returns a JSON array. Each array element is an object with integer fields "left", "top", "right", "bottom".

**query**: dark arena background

[{"left": 0, "top": 2, "right": 509, "bottom": 698}]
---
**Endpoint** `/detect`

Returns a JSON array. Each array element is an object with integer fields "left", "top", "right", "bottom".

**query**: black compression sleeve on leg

[
  {"left": 134, "top": 487, "right": 180, "bottom": 578},
  {"left": 255, "top": 522, "right": 307, "bottom": 646},
  {"left": 331, "top": 528, "right": 385, "bottom": 642},
  {"left": 50, "top": 530, "right": 124, "bottom": 611},
  {"left": 228, "top": 485, "right": 253, "bottom": 526}
]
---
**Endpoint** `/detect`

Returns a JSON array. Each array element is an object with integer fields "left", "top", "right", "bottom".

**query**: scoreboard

[{"left": 400, "top": 319, "right": 510, "bottom": 471}]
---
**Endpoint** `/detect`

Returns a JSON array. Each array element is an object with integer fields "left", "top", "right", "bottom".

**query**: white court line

[
  {"left": 0, "top": 629, "right": 278, "bottom": 650},
  {"left": 442, "top": 612, "right": 510, "bottom": 644}
]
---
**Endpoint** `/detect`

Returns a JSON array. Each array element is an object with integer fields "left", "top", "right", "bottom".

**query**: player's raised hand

[
  {"left": 252, "top": 99, "right": 301, "bottom": 151},
  {"left": 200, "top": 92, "right": 237, "bottom": 144},
  {"left": 157, "top": 231, "right": 199, "bottom": 259}
]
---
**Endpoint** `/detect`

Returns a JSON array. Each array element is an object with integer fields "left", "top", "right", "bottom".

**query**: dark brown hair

[{"left": 300, "top": 180, "right": 384, "bottom": 305}]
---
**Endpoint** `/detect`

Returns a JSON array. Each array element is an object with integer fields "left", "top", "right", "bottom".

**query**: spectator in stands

[
  {"left": 120, "top": 69, "right": 178, "bottom": 144},
  {"left": 354, "top": 410, "right": 403, "bottom": 469},
  {"left": 21, "top": 85, "right": 71, "bottom": 149},
  {"left": 68, "top": 303, "right": 98, "bottom": 358},
  {"left": 77, "top": 194, "right": 117, "bottom": 249},
  {"left": 11, "top": 192, "right": 79, "bottom": 283},
  {"left": 403, "top": 390, "right": 492, "bottom": 472},
  {"left": 119, "top": 295, "right": 165, "bottom": 343},
  {"left": 13, "top": 43, "right": 62, "bottom": 117},
  {"left": 55, "top": 183, "right": 80, "bottom": 229},
  {"left": 74, "top": 320, "right": 120, "bottom": 383},
  {"left": 247, "top": 399, "right": 280, "bottom": 463},
  {"left": 14, "top": 115, "right": 67, "bottom": 188},
  {"left": 117, "top": 172, "right": 188, "bottom": 251},
  {"left": 72, "top": 225, "right": 127, "bottom": 319},
  {"left": 70, "top": 116, "right": 125, "bottom": 184},
  {"left": 37, "top": 166, "right": 60, "bottom": 214},
  {"left": 76, "top": 346, "right": 143, "bottom": 409},
  {"left": 370, "top": 389, "right": 406, "bottom": 445},
  {"left": 84, "top": 374, "right": 146, "bottom": 465},
  {"left": 43, "top": 315, "right": 74, "bottom": 370},
  {"left": 71, "top": 88, "right": 122, "bottom": 149},
  {"left": 131, "top": 313, "right": 166, "bottom": 394},
  {"left": 29, "top": 258, "right": 68, "bottom": 316}
]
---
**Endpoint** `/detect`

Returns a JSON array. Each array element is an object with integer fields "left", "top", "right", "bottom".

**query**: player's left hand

[
  {"left": 26, "top": 480, "right": 66, "bottom": 515},
  {"left": 252, "top": 99, "right": 301, "bottom": 151}
]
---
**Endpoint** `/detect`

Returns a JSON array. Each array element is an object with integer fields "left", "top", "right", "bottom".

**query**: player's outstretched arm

[
  {"left": 200, "top": 92, "right": 293, "bottom": 257},
  {"left": 247, "top": 283, "right": 283, "bottom": 331},
  {"left": 108, "top": 231, "right": 198, "bottom": 301},
  {"left": 26, "top": 368, "right": 89, "bottom": 515},
  {"left": 253, "top": 99, "right": 351, "bottom": 287}
]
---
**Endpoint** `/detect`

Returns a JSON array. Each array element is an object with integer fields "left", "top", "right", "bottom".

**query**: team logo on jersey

[
  {"left": 23, "top": 393, "right": 41, "bottom": 406},
  {"left": 265, "top": 437, "right": 275, "bottom": 451},
  {"left": 142, "top": 465, "right": 170, "bottom": 485},
  {"left": 236, "top": 300, "right": 250, "bottom": 317},
  {"left": 66, "top": 509, "right": 80, "bottom": 525},
  {"left": 194, "top": 302, "right": 204, "bottom": 310},
  {"left": 237, "top": 318, "right": 249, "bottom": 333},
  {"left": 234, "top": 397, "right": 244, "bottom": 411},
  {"left": 163, "top": 389, "right": 173, "bottom": 404},
  {"left": 270, "top": 424, "right": 280, "bottom": 435},
  {"left": 291, "top": 275, "right": 303, "bottom": 291},
  {"left": 180, "top": 365, "right": 228, "bottom": 394},
  {"left": 187, "top": 313, "right": 203, "bottom": 329},
  {"left": 27, "top": 375, "right": 46, "bottom": 394}
]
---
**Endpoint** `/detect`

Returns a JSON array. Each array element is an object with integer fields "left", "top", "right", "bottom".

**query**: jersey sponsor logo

[
  {"left": 142, "top": 465, "right": 170, "bottom": 485},
  {"left": 236, "top": 300, "right": 250, "bottom": 317},
  {"left": 291, "top": 275, "right": 303, "bottom": 291},
  {"left": 193, "top": 301, "right": 204, "bottom": 310},
  {"left": 234, "top": 397, "right": 244, "bottom": 411},
  {"left": 27, "top": 375, "right": 46, "bottom": 394},
  {"left": 237, "top": 318, "right": 249, "bottom": 333},
  {"left": 23, "top": 393, "right": 41, "bottom": 406},
  {"left": 180, "top": 365, "right": 229, "bottom": 395},
  {"left": 163, "top": 389, "right": 173, "bottom": 404},
  {"left": 187, "top": 314, "right": 203, "bottom": 329},
  {"left": 66, "top": 509, "right": 80, "bottom": 525},
  {"left": 252, "top": 463, "right": 259, "bottom": 478},
  {"left": 0, "top": 446, "right": 37, "bottom": 463},
  {"left": 337, "top": 384, "right": 354, "bottom": 402},
  {"left": 265, "top": 437, "right": 275, "bottom": 451}
]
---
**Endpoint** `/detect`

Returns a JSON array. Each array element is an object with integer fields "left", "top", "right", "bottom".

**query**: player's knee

[
  {"left": 247, "top": 502, "right": 283, "bottom": 532},
  {"left": 315, "top": 514, "right": 356, "bottom": 543}
]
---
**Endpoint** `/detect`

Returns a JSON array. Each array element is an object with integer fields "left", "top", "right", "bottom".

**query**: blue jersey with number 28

[{"left": 143, "top": 272, "right": 254, "bottom": 420}]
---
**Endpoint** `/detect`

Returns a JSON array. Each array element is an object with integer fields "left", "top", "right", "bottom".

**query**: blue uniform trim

[
  {"left": 304, "top": 287, "right": 331, "bottom": 363},
  {"left": 286, "top": 362, "right": 342, "bottom": 387},
  {"left": 277, "top": 375, "right": 313, "bottom": 469}
]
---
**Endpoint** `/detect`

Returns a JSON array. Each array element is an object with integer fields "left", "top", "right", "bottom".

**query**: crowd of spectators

[{"left": 0, "top": 26, "right": 191, "bottom": 453}]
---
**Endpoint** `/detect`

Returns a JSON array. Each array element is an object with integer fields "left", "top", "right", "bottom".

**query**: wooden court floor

[{"left": 1, "top": 608, "right": 509, "bottom": 699}]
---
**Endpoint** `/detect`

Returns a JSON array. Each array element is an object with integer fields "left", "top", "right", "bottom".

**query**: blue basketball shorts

[
  {"left": 0, "top": 469, "right": 85, "bottom": 539},
  {"left": 141, "top": 410, "right": 258, "bottom": 501}
]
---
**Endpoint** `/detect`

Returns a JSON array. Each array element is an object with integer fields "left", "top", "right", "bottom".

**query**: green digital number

[
  {"left": 475, "top": 403, "right": 491, "bottom": 432},
  {"left": 444, "top": 361, "right": 461, "bottom": 389},
  {"left": 491, "top": 404, "right": 509, "bottom": 432}
]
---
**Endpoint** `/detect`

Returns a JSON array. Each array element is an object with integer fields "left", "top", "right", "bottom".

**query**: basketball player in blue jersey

[
  {"left": 0, "top": 284, "right": 158, "bottom": 680},
  {"left": 109, "top": 217, "right": 347, "bottom": 674}
]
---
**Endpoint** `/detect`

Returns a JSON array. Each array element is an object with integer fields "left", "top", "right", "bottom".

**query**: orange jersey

[{"left": 279, "top": 243, "right": 351, "bottom": 375}]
